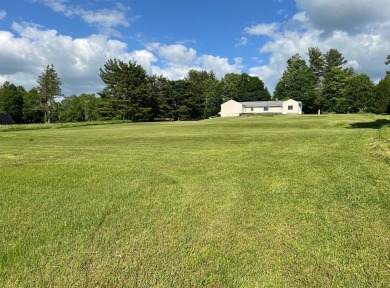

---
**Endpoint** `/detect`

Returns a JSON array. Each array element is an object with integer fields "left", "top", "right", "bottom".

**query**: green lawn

[{"left": 0, "top": 114, "right": 389, "bottom": 287}]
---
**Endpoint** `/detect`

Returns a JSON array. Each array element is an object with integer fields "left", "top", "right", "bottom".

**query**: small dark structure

[{"left": 0, "top": 114, "right": 15, "bottom": 125}]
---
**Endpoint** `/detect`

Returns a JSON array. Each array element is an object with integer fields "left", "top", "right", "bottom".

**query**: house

[
  {"left": 220, "top": 99, "right": 302, "bottom": 117},
  {"left": 0, "top": 114, "right": 15, "bottom": 125}
]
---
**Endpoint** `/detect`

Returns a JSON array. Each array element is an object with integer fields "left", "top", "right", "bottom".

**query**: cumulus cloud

[
  {"left": 245, "top": 23, "right": 280, "bottom": 38},
  {"left": 0, "top": 23, "right": 138, "bottom": 94},
  {"left": 246, "top": 0, "right": 390, "bottom": 93},
  {"left": 153, "top": 44, "right": 197, "bottom": 64},
  {"left": 0, "top": 23, "right": 244, "bottom": 95},
  {"left": 33, "top": 0, "right": 134, "bottom": 35},
  {"left": 296, "top": 0, "right": 390, "bottom": 34},
  {"left": 145, "top": 43, "right": 243, "bottom": 79}
]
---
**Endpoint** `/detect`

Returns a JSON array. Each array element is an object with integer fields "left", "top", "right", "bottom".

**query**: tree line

[
  {"left": 275, "top": 48, "right": 390, "bottom": 114},
  {"left": 1, "top": 49, "right": 390, "bottom": 124}
]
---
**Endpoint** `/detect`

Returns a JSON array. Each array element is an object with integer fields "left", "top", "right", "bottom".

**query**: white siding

[
  {"left": 282, "top": 99, "right": 302, "bottom": 114},
  {"left": 220, "top": 99, "right": 302, "bottom": 116},
  {"left": 220, "top": 100, "right": 244, "bottom": 117}
]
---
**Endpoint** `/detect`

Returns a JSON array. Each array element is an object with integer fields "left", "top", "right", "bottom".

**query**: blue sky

[{"left": 1, "top": 0, "right": 390, "bottom": 95}]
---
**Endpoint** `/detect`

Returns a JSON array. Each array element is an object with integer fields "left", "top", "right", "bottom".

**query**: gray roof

[
  {"left": 0, "top": 114, "right": 14, "bottom": 125},
  {"left": 240, "top": 101, "right": 284, "bottom": 108}
]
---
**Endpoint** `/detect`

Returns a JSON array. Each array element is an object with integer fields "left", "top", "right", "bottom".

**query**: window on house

[
  {"left": 288, "top": 105, "right": 293, "bottom": 110},
  {"left": 264, "top": 106, "right": 269, "bottom": 111},
  {"left": 250, "top": 107, "right": 254, "bottom": 111}
]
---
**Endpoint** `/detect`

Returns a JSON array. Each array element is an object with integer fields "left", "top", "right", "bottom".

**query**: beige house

[{"left": 220, "top": 99, "right": 302, "bottom": 117}]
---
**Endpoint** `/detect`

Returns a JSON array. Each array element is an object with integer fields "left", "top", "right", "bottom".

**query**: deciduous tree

[
  {"left": 372, "top": 75, "right": 390, "bottom": 114},
  {"left": 0, "top": 81, "right": 26, "bottom": 123},
  {"left": 274, "top": 54, "right": 318, "bottom": 113},
  {"left": 344, "top": 74, "right": 375, "bottom": 113}
]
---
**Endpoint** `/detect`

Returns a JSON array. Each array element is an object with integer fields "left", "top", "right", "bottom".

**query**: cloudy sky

[{"left": 1, "top": 0, "right": 389, "bottom": 96}]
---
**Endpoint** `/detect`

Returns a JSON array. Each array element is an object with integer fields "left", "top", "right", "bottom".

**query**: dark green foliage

[
  {"left": 274, "top": 54, "right": 318, "bottom": 113},
  {"left": 220, "top": 73, "right": 270, "bottom": 103},
  {"left": 238, "top": 73, "right": 271, "bottom": 102},
  {"left": 22, "top": 88, "right": 45, "bottom": 123},
  {"left": 308, "top": 47, "right": 325, "bottom": 78},
  {"left": 186, "top": 70, "right": 221, "bottom": 118},
  {"left": 36, "top": 65, "right": 63, "bottom": 124},
  {"left": 58, "top": 94, "right": 99, "bottom": 122},
  {"left": 99, "top": 59, "right": 151, "bottom": 121},
  {"left": 322, "top": 67, "right": 349, "bottom": 113},
  {"left": 344, "top": 74, "right": 375, "bottom": 113},
  {"left": 276, "top": 48, "right": 385, "bottom": 114},
  {"left": 0, "top": 82, "right": 26, "bottom": 123},
  {"left": 386, "top": 55, "right": 390, "bottom": 75},
  {"left": 220, "top": 73, "right": 241, "bottom": 102},
  {"left": 324, "top": 48, "right": 347, "bottom": 73},
  {"left": 97, "top": 61, "right": 272, "bottom": 121},
  {"left": 372, "top": 75, "right": 390, "bottom": 114}
]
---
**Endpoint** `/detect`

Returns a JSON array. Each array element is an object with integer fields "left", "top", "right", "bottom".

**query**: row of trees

[
  {"left": 1, "top": 49, "right": 390, "bottom": 124},
  {"left": 274, "top": 48, "right": 390, "bottom": 114},
  {"left": 0, "top": 60, "right": 271, "bottom": 123}
]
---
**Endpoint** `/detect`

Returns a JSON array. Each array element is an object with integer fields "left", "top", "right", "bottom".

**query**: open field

[{"left": 0, "top": 114, "right": 389, "bottom": 287}]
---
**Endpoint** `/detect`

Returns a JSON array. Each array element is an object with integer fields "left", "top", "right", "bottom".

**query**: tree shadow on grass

[{"left": 348, "top": 118, "right": 390, "bottom": 129}]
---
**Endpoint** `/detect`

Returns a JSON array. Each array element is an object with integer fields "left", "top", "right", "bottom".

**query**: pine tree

[
  {"left": 36, "top": 65, "right": 63, "bottom": 124},
  {"left": 99, "top": 59, "right": 151, "bottom": 121}
]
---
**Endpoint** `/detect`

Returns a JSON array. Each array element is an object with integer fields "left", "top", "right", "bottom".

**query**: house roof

[
  {"left": 240, "top": 101, "right": 284, "bottom": 108},
  {"left": 0, "top": 114, "right": 15, "bottom": 125}
]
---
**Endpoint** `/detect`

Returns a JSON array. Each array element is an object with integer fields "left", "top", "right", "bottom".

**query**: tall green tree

[
  {"left": 308, "top": 47, "right": 325, "bottom": 79},
  {"left": 220, "top": 73, "right": 241, "bottom": 102},
  {"left": 372, "top": 75, "right": 390, "bottom": 114},
  {"left": 170, "top": 79, "right": 193, "bottom": 120},
  {"left": 324, "top": 49, "right": 347, "bottom": 73},
  {"left": 386, "top": 55, "right": 390, "bottom": 75},
  {"left": 0, "top": 81, "right": 26, "bottom": 123},
  {"left": 36, "top": 65, "right": 63, "bottom": 124},
  {"left": 149, "top": 76, "right": 175, "bottom": 120},
  {"left": 99, "top": 59, "right": 151, "bottom": 121},
  {"left": 238, "top": 73, "right": 271, "bottom": 102},
  {"left": 344, "top": 74, "right": 375, "bottom": 113},
  {"left": 220, "top": 73, "right": 270, "bottom": 103},
  {"left": 58, "top": 94, "right": 99, "bottom": 122},
  {"left": 322, "top": 67, "right": 349, "bottom": 113},
  {"left": 274, "top": 54, "right": 318, "bottom": 113},
  {"left": 185, "top": 70, "right": 220, "bottom": 118},
  {"left": 22, "top": 88, "right": 44, "bottom": 123}
]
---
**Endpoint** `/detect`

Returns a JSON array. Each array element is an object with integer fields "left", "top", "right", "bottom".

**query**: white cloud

[
  {"left": 201, "top": 56, "right": 243, "bottom": 78},
  {"left": 292, "top": 11, "right": 308, "bottom": 23},
  {"left": 129, "top": 50, "right": 157, "bottom": 75},
  {"left": 145, "top": 43, "right": 243, "bottom": 79},
  {"left": 0, "top": 10, "right": 6, "bottom": 20},
  {"left": 245, "top": 1, "right": 390, "bottom": 93},
  {"left": 245, "top": 23, "right": 280, "bottom": 38},
  {"left": 34, "top": 0, "right": 134, "bottom": 35},
  {"left": 296, "top": 0, "right": 390, "bottom": 34},
  {"left": 34, "top": 0, "right": 68, "bottom": 13},
  {"left": 0, "top": 23, "right": 245, "bottom": 95},
  {"left": 73, "top": 5, "right": 131, "bottom": 30},
  {"left": 0, "top": 23, "right": 137, "bottom": 94},
  {"left": 235, "top": 36, "right": 248, "bottom": 48},
  {"left": 153, "top": 44, "right": 197, "bottom": 64}
]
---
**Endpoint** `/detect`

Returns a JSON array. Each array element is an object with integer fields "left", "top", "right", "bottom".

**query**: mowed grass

[{"left": 0, "top": 114, "right": 389, "bottom": 287}]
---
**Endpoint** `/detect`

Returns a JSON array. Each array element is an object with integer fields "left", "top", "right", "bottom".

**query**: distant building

[
  {"left": 220, "top": 99, "right": 302, "bottom": 117},
  {"left": 0, "top": 114, "right": 15, "bottom": 125}
]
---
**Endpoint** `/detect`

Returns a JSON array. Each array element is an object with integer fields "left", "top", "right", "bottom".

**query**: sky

[{"left": 0, "top": 0, "right": 390, "bottom": 96}]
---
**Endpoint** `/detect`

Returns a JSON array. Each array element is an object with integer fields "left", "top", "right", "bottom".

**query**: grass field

[{"left": 0, "top": 114, "right": 389, "bottom": 287}]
